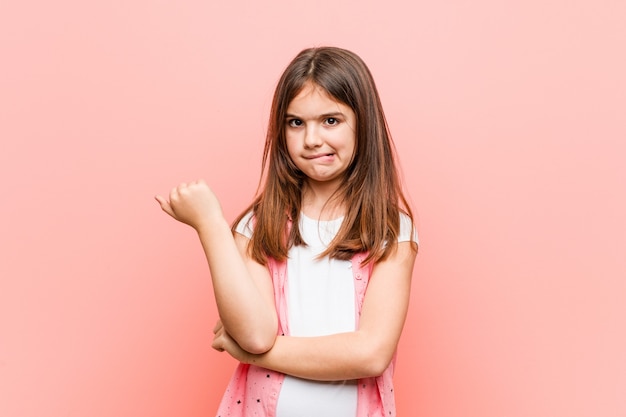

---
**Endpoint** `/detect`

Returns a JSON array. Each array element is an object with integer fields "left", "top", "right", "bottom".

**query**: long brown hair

[{"left": 232, "top": 46, "right": 415, "bottom": 265}]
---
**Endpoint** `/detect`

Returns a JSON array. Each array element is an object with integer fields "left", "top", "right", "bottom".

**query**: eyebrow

[{"left": 285, "top": 111, "right": 345, "bottom": 119}]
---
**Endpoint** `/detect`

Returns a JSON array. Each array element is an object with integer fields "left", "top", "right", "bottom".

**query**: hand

[
  {"left": 212, "top": 319, "right": 251, "bottom": 363},
  {"left": 155, "top": 180, "right": 223, "bottom": 231}
]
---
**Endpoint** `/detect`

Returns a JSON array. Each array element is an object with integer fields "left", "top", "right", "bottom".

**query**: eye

[
  {"left": 325, "top": 117, "right": 339, "bottom": 125},
  {"left": 287, "top": 118, "right": 303, "bottom": 127}
]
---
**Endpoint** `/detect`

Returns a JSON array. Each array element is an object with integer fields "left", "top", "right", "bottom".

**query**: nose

[{"left": 303, "top": 126, "right": 322, "bottom": 149}]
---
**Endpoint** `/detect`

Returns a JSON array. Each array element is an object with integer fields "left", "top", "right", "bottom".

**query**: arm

[
  {"left": 156, "top": 180, "right": 277, "bottom": 353},
  {"left": 212, "top": 241, "right": 417, "bottom": 380}
]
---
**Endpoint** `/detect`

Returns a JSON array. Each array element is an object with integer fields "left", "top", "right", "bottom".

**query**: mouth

[{"left": 306, "top": 153, "right": 334, "bottom": 160}]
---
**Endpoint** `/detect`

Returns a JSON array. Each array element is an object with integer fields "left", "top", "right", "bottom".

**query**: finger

[
  {"left": 211, "top": 339, "right": 225, "bottom": 352},
  {"left": 169, "top": 186, "right": 181, "bottom": 201},
  {"left": 154, "top": 195, "right": 175, "bottom": 217},
  {"left": 212, "top": 319, "right": 223, "bottom": 333},
  {"left": 154, "top": 194, "right": 167, "bottom": 206},
  {"left": 176, "top": 182, "right": 188, "bottom": 193}
]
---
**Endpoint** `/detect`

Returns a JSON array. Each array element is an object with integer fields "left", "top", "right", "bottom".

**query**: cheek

[
  {"left": 285, "top": 135, "right": 297, "bottom": 157},
  {"left": 284, "top": 138, "right": 302, "bottom": 169},
  {"left": 346, "top": 136, "right": 357, "bottom": 164},
  {"left": 337, "top": 130, "right": 356, "bottom": 153}
]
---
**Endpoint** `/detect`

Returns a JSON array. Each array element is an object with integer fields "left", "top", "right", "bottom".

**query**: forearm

[
  {"left": 237, "top": 243, "right": 416, "bottom": 380},
  {"left": 156, "top": 181, "right": 277, "bottom": 352},
  {"left": 210, "top": 240, "right": 415, "bottom": 376},
  {"left": 243, "top": 331, "right": 394, "bottom": 381},
  {"left": 197, "top": 217, "right": 277, "bottom": 353}
]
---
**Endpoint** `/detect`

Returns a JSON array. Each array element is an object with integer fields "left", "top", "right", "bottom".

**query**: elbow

[
  {"left": 225, "top": 314, "right": 278, "bottom": 355},
  {"left": 240, "top": 333, "right": 276, "bottom": 355},
  {"left": 359, "top": 344, "right": 395, "bottom": 378},
  {"left": 236, "top": 319, "right": 278, "bottom": 354},
  {"left": 362, "top": 355, "right": 392, "bottom": 378}
]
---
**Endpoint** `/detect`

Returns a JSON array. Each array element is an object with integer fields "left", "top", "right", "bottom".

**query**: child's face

[{"left": 285, "top": 82, "right": 356, "bottom": 189}]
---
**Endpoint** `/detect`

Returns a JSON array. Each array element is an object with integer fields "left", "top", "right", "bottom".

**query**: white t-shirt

[{"left": 235, "top": 212, "right": 416, "bottom": 417}]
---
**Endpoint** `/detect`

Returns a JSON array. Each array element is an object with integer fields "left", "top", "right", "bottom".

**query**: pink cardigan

[{"left": 215, "top": 252, "right": 397, "bottom": 417}]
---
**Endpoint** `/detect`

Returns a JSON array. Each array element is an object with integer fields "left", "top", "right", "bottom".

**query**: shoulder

[
  {"left": 398, "top": 212, "right": 418, "bottom": 244},
  {"left": 234, "top": 210, "right": 255, "bottom": 239}
]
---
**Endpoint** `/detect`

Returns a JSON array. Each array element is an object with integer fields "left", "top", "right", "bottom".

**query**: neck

[{"left": 301, "top": 180, "right": 345, "bottom": 220}]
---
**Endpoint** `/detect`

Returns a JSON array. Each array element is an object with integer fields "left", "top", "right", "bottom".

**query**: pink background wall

[{"left": 1, "top": 1, "right": 625, "bottom": 416}]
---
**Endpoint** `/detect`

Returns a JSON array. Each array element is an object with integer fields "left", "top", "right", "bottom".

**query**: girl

[{"left": 156, "top": 46, "right": 418, "bottom": 417}]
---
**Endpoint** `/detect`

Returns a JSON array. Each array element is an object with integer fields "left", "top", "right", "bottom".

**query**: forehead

[{"left": 287, "top": 82, "right": 351, "bottom": 115}]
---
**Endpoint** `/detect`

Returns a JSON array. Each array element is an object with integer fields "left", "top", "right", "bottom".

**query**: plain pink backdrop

[{"left": 1, "top": 1, "right": 625, "bottom": 416}]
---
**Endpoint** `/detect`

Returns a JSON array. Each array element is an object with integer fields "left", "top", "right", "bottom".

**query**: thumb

[{"left": 154, "top": 195, "right": 175, "bottom": 217}]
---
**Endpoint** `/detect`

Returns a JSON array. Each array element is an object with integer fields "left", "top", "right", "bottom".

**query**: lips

[{"left": 306, "top": 153, "right": 334, "bottom": 160}]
